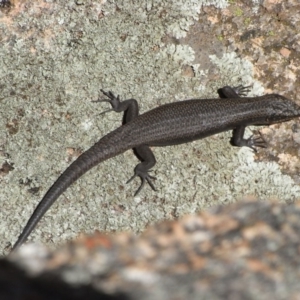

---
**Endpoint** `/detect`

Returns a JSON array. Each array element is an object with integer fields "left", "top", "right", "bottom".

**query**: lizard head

[{"left": 267, "top": 95, "right": 300, "bottom": 123}]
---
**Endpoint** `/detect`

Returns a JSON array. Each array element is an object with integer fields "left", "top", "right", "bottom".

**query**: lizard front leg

[{"left": 218, "top": 85, "right": 266, "bottom": 151}]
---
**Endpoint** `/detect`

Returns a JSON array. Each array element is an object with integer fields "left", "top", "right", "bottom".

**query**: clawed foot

[
  {"left": 99, "top": 90, "right": 120, "bottom": 102},
  {"left": 92, "top": 90, "right": 122, "bottom": 115},
  {"left": 127, "top": 170, "right": 156, "bottom": 196},
  {"left": 245, "top": 131, "right": 267, "bottom": 152},
  {"left": 233, "top": 85, "right": 252, "bottom": 97}
]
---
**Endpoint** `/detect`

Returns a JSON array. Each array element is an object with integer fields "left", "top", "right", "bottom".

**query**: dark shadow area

[{"left": 0, "top": 259, "right": 128, "bottom": 300}]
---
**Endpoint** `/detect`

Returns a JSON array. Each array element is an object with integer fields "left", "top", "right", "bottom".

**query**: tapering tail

[{"left": 12, "top": 128, "right": 132, "bottom": 251}]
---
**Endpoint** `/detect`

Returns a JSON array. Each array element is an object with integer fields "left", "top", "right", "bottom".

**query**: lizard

[{"left": 11, "top": 85, "right": 300, "bottom": 250}]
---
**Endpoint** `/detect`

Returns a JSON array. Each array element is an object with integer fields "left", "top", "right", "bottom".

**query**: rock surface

[{"left": 8, "top": 199, "right": 300, "bottom": 300}]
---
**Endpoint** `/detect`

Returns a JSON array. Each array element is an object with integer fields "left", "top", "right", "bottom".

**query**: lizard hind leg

[{"left": 126, "top": 145, "right": 157, "bottom": 196}]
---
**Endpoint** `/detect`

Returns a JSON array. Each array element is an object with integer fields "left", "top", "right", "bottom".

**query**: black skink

[{"left": 12, "top": 85, "right": 300, "bottom": 250}]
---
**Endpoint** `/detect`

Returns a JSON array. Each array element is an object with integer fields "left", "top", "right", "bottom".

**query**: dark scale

[{"left": 12, "top": 85, "right": 300, "bottom": 250}]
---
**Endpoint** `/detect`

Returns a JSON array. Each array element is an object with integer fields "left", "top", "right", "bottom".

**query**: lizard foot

[
  {"left": 232, "top": 85, "right": 252, "bottom": 97},
  {"left": 127, "top": 170, "right": 156, "bottom": 196},
  {"left": 92, "top": 90, "right": 122, "bottom": 115},
  {"left": 245, "top": 131, "right": 267, "bottom": 152}
]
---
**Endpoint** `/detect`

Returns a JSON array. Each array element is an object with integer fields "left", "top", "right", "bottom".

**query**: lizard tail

[{"left": 12, "top": 128, "right": 132, "bottom": 251}]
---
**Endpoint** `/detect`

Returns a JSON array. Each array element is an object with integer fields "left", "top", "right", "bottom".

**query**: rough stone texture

[
  {"left": 0, "top": 3, "right": 300, "bottom": 299},
  {"left": 198, "top": 0, "right": 300, "bottom": 181},
  {"left": 8, "top": 199, "right": 300, "bottom": 300},
  {"left": 1, "top": 0, "right": 300, "bottom": 255}
]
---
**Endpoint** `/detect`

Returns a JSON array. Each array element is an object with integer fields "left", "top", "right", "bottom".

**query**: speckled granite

[
  {"left": 1, "top": 0, "right": 300, "bottom": 255},
  {"left": 1, "top": 3, "right": 300, "bottom": 299}
]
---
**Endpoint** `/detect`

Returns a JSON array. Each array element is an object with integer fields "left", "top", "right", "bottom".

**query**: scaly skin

[{"left": 12, "top": 86, "right": 300, "bottom": 250}]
